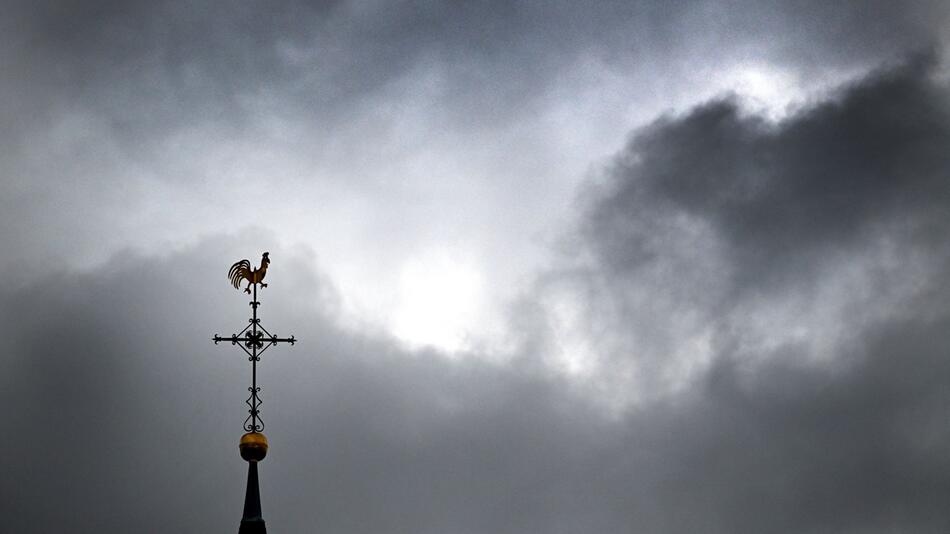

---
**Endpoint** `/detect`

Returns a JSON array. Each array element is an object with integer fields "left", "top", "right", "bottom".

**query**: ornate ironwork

[
  {"left": 245, "top": 387, "right": 263, "bottom": 432},
  {"left": 213, "top": 252, "right": 296, "bottom": 433}
]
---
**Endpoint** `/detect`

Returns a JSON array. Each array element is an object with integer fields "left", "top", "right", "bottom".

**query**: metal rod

[{"left": 252, "top": 283, "right": 258, "bottom": 432}]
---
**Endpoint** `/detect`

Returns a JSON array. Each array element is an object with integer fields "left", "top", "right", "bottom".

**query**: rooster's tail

[{"left": 228, "top": 259, "right": 252, "bottom": 289}]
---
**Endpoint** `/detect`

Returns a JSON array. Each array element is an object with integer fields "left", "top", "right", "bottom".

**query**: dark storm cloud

[
  {"left": 590, "top": 55, "right": 950, "bottom": 289},
  {"left": 524, "top": 55, "right": 950, "bottom": 397},
  {"left": 5, "top": 57, "right": 950, "bottom": 533}
]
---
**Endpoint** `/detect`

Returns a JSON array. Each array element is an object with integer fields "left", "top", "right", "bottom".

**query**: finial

[{"left": 240, "top": 432, "right": 269, "bottom": 462}]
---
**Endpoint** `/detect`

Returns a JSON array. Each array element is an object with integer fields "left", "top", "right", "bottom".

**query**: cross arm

[{"left": 213, "top": 334, "right": 297, "bottom": 345}]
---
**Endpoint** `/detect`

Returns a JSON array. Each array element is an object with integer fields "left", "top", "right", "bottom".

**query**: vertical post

[{"left": 252, "top": 283, "right": 258, "bottom": 431}]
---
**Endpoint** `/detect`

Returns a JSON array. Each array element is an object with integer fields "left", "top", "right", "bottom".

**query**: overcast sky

[{"left": 4, "top": 1, "right": 950, "bottom": 532}]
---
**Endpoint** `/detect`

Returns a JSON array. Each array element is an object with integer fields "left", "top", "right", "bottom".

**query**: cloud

[
  {"left": 4, "top": 55, "right": 950, "bottom": 533},
  {"left": 2, "top": 0, "right": 946, "bottom": 276},
  {"left": 3, "top": 1, "right": 948, "bottom": 367},
  {"left": 0, "top": 236, "right": 620, "bottom": 532},
  {"left": 528, "top": 54, "right": 950, "bottom": 398}
]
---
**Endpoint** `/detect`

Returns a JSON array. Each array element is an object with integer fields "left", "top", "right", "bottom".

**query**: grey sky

[
  {"left": 3, "top": 1, "right": 950, "bottom": 532},
  {"left": 4, "top": 0, "right": 946, "bottom": 346}
]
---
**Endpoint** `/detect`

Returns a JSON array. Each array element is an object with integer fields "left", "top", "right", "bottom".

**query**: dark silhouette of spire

[{"left": 239, "top": 452, "right": 266, "bottom": 533}]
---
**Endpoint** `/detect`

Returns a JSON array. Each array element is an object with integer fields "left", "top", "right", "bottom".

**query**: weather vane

[{"left": 213, "top": 251, "right": 296, "bottom": 534}]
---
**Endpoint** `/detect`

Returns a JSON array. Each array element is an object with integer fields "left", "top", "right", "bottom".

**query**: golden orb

[{"left": 239, "top": 432, "right": 269, "bottom": 462}]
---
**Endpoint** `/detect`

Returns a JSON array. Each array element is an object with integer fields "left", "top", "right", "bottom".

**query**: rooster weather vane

[
  {"left": 213, "top": 252, "right": 296, "bottom": 534},
  {"left": 213, "top": 252, "right": 296, "bottom": 433},
  {"left": 230, "top": 251, "right": 270, "bottom": 294}
]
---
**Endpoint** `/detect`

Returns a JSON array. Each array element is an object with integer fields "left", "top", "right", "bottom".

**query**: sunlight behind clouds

[
  {"left": 391, "top": 249, "right": 486, "bottom": 352},
  {"left": 705, "top": 61, "right": 863, "bottom": 122}
]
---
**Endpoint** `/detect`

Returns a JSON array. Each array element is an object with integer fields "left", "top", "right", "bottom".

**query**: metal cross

[{"left": 213, "top": 253, "right": 296, "bottom": 432}]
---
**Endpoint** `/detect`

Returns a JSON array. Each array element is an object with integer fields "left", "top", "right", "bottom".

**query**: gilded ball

[{"left": 239, "top": 432, "right": 269, "bottom": 462}]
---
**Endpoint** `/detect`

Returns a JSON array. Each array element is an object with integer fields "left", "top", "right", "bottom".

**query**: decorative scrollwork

[
  {"left": 244, "top": 386, "right": 264, "bottom": 432},
  {"left": 244, "top": 331, "right": 265, "bottom": 349}
]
